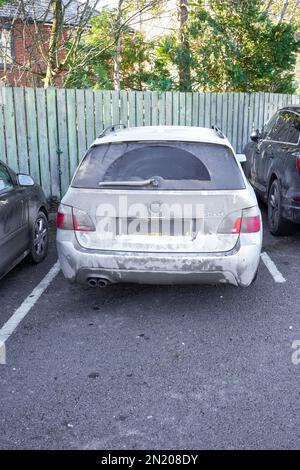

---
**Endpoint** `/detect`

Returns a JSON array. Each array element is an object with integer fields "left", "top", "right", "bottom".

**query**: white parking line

[
  {"left": 260, "top": 252, "right": 286, "bottom": 284},
  {"left": 0, "top": 261, "right": 60, "bottom": 346},
  {"left": 0, "top": 340, "right": 5, "bottom": 364}
]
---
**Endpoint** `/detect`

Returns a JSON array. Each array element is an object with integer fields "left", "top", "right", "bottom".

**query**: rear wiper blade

[{"left": 98, "top": 178, "right": 159, "bottom": 188}]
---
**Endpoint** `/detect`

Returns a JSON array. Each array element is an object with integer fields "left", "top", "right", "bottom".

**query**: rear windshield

[{"left": 72, "top": 142, "right": 245, "bottom": 190}]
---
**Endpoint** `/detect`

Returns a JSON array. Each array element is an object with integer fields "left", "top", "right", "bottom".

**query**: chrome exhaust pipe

[
  {"left": 97, "top": 278, "right": 109, "bottom": 288},
  {"left": 87, "top": 278, "right": 98, "bottom": 288}
]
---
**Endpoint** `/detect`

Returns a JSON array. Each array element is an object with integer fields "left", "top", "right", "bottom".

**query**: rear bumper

[{"left": 57, "top": 230, "right": 262, "bottom": 288}]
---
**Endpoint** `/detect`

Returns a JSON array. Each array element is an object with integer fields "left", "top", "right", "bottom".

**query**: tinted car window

[
  {"left": 267, "top": 111, "right": 300, "bottom": 143},
  {"left": 262, "top": 113, "right": 278, "bottom": 138},
  {"left": 72, "top": 142, "right": 245, "bottom": 190},
  {"left": 0, "top": 164, "right": 14, "bottom": 192}
]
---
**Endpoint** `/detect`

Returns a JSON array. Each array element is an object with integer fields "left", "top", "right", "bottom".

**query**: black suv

[{"left": 243, "top": 105, "right": 300, "bottom": 235}]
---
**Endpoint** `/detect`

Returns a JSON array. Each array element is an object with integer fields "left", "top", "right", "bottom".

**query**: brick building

[{"left": 0, "top": 0, "right": 97, "bottom": 87}]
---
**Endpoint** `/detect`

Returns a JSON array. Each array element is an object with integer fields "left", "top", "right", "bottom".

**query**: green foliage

[
  {"left": 64, "top": 5, "right": 154, "bottom": 90},
  {"left": 184, "top": 0, "right": 300, "bottom": 93},
  {"left": 64, "top": 0, "right": 300, "bottom": 93}
]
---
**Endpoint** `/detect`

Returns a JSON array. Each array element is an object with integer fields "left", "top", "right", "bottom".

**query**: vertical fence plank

[
  {"left": 144, "top": 92, "right": 151, "bottom": 126},
  {"left": 241, "top": 93, "right": 250, "bottom": 152},
  {"left": 136, "top": 91, "right": 143, "bottom": 126},
  {"left": 112, "top": 90, "right": 120, "bottom": 126},
  {"left": 253, "top": 92, "right": 260, "bottom": 131},
  {"left": 120, "top": 90, "right": 128, "bottom": 127},
  {"left": 103, "top": 90, "right": 111, "bottom": 128},
  {"left": 185, "top": 92, "right": 192, "bottom": 126},
  {"left": 192, "top": 93, "right": 199, "bottom": 126},
  {"left": 166, "top": 92, "right": 172, "bottom": 125},
  {"left": 76, "top": 89, "right": 86, "bottom": 163},
  {"left": 264, "top": 92, "right": 272, "bottom": 123},
  {"left": 2, "top": 88, "right": 18, "bottom": 172},
  {"left": 233, "top": 93, "right": 241, "bottom": 151},
  {"left": 215, "top": 93, "right": 223, "bottom": 128},
  {"left": 25, "top": 88, "right": 40, "bottom": 184},
  {"left": 204, "top": 92, "right": 211, "bottom": 127},
  {"left": 13, "top": 87, "right": 28, "bottom": 174},
  {"left": 236, "top": 93, "right": 245, "bottom": 152},
  {"left": 158, "top": 93, "right": 166, "bottom": 126},
  {"left": 226, "top": 92, "right": 234, "bottom": 144},
  {"left": 46, "top": 88, "right": 60, "bottom": 197},
  {"left": 36, "top": 88, "right": 51, "bottom": 197},
  {"left": 172, "top": 92, "right": 179, "bottom": 125},
  {"left": 248, "top": 93, "right": 255, "bottom": 132},
  {"left": 94, "top": 90, "right": 103, "bottom": 136},
  {"left": 159, "top": 92, "right": 166, "bottom": 125},
  {"left": 57, "top": 89, "right": 69, "bottom": 196},
  {"left": 66, "top": 89, "right": 78, "bottom": 179},
  {"left": 179, "top": 92, "right": 186, "bottom": 125},
  {"left": 129, "top": 91, "right": 136, "bottom": 127},
  {"left": 85, "top": 89, "right": 95, "bottom": 147},
  {"left": 221, "top": 94, "right": 228, "bottom": 136},
  {"left": 199, "top": 93, "right": 205, "bottom": 127},
  {"left": 0, "top": 93, "right": 6, "bottom": 164},
  {"left": 151, "top": 92, "right": 158, "bottom": 125},
  {"left": 210, "top": 92, "right": 217, "bottom": 127},
  {"left": 258, "top": 92, "right": 265, "bottom": 131}
]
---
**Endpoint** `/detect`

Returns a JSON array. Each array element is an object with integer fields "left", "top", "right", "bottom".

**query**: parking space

[{"left": 0, "top": 206, "right": 300, "bottom": 450}]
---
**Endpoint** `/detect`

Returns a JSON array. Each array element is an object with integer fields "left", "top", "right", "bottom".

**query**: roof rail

[
  {"left": 211, "top": 125, "right": 225, "bottom": 139},
  {"left": 98, "top": 124, "right": 127, "bottom": 138}
]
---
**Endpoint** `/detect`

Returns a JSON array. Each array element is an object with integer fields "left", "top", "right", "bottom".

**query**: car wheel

[
  {"left": 268, "top": 180, "right": 295, "bottom": 236},
  {"left": 29, "top": 211, "right": 49, "bottom": 263}
]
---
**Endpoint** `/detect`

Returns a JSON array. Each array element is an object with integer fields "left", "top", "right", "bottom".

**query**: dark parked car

[
  {"left": 0, "top": 160, "right": 49, "bottom": 280},
  {"left": 243, "top": 105, "right": 300, "bottom": 235}
]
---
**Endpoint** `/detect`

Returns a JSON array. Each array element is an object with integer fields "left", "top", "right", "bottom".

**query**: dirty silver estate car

[{"left": 57, "top": 126, "right": 262, "bottom": 288}]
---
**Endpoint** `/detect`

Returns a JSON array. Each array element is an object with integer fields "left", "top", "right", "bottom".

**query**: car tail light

[
  {"left": 57, "top": 204, "right": 95, "bottom": 232},
  {"left": 241, "top": 214, "right": 261, "bottom": 232},
  {"left": 57, "top": 204, "right": 73, "bottom": 230},
  {"left": 73, "top": 208, "right": 95, "bottom": 232},
  {"left": 297, "top": 157, "right": 300, "bottom": 173},
  {"left": 217, "top": 211, "right": 242, "bottom": 234},
  {"left": 218, "top": 208, "right": 261, "bottom": 234}
]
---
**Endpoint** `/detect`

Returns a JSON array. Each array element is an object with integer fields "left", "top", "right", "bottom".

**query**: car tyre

[
  {"left": 28, "top": 211, "right": 49, "bottom": 263},
  {"left": 268, "top": 180, "right": 295, "bottom": 236}
]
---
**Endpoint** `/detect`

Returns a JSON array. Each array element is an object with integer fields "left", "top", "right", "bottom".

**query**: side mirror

[
  {"left": 236, "top": 154, "right": 247, "bottom": 163},
  {"left": 250, "top": 129, "right": 262, "bottom": 142},
  {"left": 17, "top": 174, "right": 35, "bottom": 186}
]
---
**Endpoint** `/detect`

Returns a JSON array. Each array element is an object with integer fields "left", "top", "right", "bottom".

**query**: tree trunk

[
  {"left": 178, "top": 0, "right": 191, "bottom": 91},
  {"left": 278, "top": 0, "right": 289, "bottom": 22},
  {"left": 44, "top": 0, "right": 63, "bottom": 88},
  {"left": 113, "top": 0, "right": 124, "bottom": 90}
]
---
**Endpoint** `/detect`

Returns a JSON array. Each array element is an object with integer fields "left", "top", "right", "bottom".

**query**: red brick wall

[{"left": 0, "top": 20, "right": 67, "bottom": 87}]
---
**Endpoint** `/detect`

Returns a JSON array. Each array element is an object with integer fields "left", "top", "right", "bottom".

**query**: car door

[{"left": 0, "top": 163, "right": 28, "bottom": 278}]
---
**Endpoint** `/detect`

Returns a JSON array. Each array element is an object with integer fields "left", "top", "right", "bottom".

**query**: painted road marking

[
  {"left": 0, "top": 261, "right": 60, "bottom": 346},
  {"left": 0, "top": 340, "right": 5, "bottom": 364},
  {"left": 260, "top": 252, "right": 286, "bottom": 284}
]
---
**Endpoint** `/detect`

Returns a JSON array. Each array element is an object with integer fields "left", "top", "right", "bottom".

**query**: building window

[{"left": 0, "top": 28, "right": 13, "bottom": 66}]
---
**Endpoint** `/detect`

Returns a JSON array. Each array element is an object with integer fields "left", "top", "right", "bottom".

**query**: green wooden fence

[{"left": 0, "top": 87, "right": 300, "bottom": 198}]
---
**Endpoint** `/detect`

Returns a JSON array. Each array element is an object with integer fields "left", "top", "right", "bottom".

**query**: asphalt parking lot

[{"left": 0, "top": 205, "right": 300, "bottom": 450}]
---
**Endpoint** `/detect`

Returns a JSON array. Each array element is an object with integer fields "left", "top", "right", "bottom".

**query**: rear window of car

[{"left": 72, "top": 142, "right": 245, "bottom": 190}]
